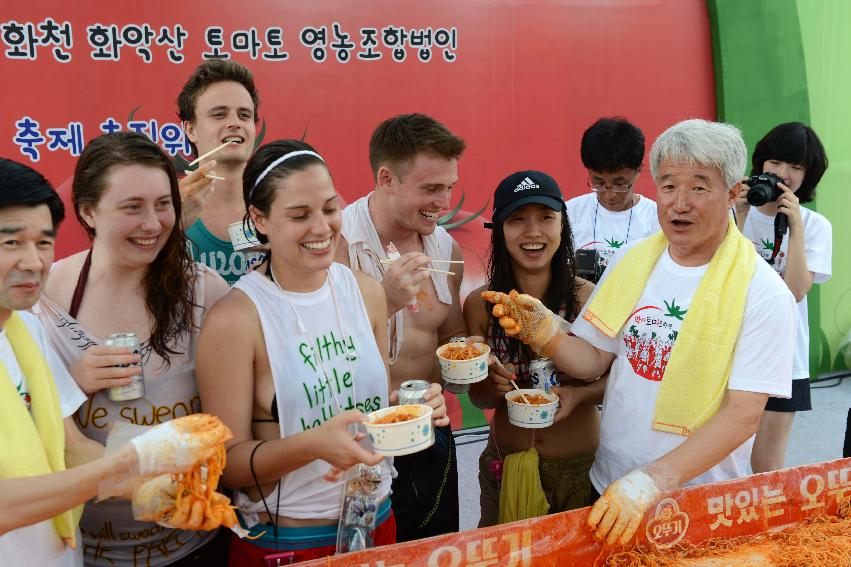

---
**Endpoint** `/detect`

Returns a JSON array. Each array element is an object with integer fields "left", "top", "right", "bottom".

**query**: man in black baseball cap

[{"left": 485, "top": 170, "right": 565, "bottom": 228}]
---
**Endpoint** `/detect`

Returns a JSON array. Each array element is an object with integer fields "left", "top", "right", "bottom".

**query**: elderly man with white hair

[{"left": 482, "top": 119, "right": 795, "bottom": 545}]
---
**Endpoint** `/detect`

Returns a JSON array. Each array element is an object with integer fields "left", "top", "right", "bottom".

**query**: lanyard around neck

[
  {"left": 269, "top": 265, "right": 356, "bottom": 415},
  {"left": 593, "top": 199, "right": 634, "bottom": 245}
]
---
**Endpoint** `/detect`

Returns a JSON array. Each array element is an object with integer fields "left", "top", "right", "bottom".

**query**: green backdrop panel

[
  {"left": 797, "top": 1, "right": 851, "bottom": 372},
  {"left": 708, "top": 0, "right": 848, "bottom": 376}
]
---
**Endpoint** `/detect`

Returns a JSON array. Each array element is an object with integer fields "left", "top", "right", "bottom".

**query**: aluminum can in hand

[
  {"left": 529, "top": 357, "right": 558, "bottom": 393},
  {"left": 105, "top": 332, "right": 145, "bottom": 402}
]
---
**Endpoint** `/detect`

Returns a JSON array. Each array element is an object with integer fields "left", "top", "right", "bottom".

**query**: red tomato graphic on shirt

[{"left": 623, "top": 299, "right": 686, "bottom": 381}]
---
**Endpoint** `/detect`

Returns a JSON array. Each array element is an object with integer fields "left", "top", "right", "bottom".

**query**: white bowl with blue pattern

[
  {"left": 436, "top": 341, "right": 491, "bottom": 385},
  {"left": 505, "top": 389, "right": 558, "bottom": 429},
  {"left": 365, "top": 404, "right": 435, "bottom": 456}
]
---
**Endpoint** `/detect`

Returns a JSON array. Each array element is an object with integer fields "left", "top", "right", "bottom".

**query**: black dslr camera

[
  {"left": 575, "top": 249, "right": 606, "bottom": 283},
  {"left": 745, "top": 172, "right": 783, "bottom": 206},
  {"left": 744, "top": 171, "right": 788, "bottom": 263}
]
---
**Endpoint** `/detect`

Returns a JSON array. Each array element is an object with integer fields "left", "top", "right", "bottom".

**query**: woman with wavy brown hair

[{"left": 34, "top": 132, "right": 230, "bottom": 566}]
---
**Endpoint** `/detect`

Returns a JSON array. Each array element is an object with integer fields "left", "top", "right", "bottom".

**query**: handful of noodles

[
  {"left": 441, "top": 343, "right": 483, "bottom": 360},
  {"left": 131, "top": 414, "right": 238, "bottom": 531},
  {"left": 603, "top": 495, "right": 851, "bottom": 567}
]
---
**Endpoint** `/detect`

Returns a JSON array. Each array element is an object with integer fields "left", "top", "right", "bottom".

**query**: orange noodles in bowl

[
  {"left": 515, "top": 393, "right": 553, "bottom": 406},
  {"left": 371, "top": 407, "right": 425, "bottom": 425},
  {"left": 440, "top": 343, "right": 484, "bottom": 361},
  {"left": 437, "top": 341, "right": 490, "bottom": 385},
  {"left": 365, "top": 405, "right": 435, "bottom": 456}
]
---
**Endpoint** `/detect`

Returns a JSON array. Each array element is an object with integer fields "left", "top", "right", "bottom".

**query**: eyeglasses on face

[{"left": 586, "top": 172, "right": 639, "bottom": 193}]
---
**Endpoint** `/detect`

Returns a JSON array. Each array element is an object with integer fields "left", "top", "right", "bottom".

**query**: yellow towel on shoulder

[
  {"left": 0, "top": 312, "right": 83, "bottom": 548},
  {"left": 498, "top": 447, "right": 550, "bottom": 524},
  {"left": 582, "top": 218, "right": 757, "bottom": 436}
]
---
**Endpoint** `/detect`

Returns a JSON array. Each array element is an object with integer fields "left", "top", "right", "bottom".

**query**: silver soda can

[
  {"left": 529, "top": 358, "right": 558, "bottom": 393},
  {"left": 105, "top": 332, "right": 145, "bottom": 402},
  {"left": 398, "top": 380, "right": 430, "bottom": 405}
]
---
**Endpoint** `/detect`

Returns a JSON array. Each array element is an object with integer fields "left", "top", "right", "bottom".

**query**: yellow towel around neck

[
  {"left": 498, "top": 447, "right": 550, "bottom": 524},
  {"left": 0, "top": 312, "right": 83, "bottom": 548},
  {"left": 582, "top": 218, "right": 756, "bottom": 436}
]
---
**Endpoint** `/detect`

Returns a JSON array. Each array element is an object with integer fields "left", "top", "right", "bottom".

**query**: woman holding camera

[
  {"left": 735, "top": 122, "right": 832, "bottom": 473},
  {"left": 465, "top": 170, "right": 606, "bottom": 526}
]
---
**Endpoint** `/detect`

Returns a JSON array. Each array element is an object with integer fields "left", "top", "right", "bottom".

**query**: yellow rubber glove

[
  {"left": 587, "top": 469, "right": 664, "bottom": 545},
  {"left": 480, "top": 290, "right": 570, "bottom": 357}
]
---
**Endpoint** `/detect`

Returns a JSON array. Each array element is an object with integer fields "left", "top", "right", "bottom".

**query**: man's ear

[
  {"left": 183, "top": 120, "right": 198, "bottom": 144},
  {"left": 376, "top": 165, "right": 394, "bottom": 193},
  {"left": 729, "top": 181, "right": 743, "bottom": 206}
]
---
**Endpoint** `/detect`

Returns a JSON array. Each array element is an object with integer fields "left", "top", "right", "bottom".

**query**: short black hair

[
  {"left": 751, "top": 122, "right": 827, "bottom": 204},
  {"left": 0, "top": 158, "right": 65, "bottom": 228},
  {"left": 580, "top": 117, "right": 645, "bottom": 172}
]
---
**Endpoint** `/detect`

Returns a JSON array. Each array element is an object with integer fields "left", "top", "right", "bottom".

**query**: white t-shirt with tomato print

[
  {"left": 566, "top": 193, "right": 660, "bottom": 269},
  {"left": 571, "top": 242, "right": 796, "bottom": 494},
  {"left": 741, "top": 206, "right": 832, "bottom": 380}
]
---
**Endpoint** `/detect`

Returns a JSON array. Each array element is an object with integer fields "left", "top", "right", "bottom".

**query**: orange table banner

[{"left": 300, "top": 457, "right": 851, "bottom": 566}]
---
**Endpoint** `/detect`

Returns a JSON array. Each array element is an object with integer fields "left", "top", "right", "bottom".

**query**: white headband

[{"left": 250, "top": 150, "right": 325, "bottom": 199}]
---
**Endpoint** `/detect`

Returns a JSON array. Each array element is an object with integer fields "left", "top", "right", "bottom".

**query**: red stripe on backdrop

[{"left": 2, "top": 0, "right": 715, "bottom": 268}]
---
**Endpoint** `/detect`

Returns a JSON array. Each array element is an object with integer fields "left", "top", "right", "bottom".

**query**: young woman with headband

[{"left": 196, "top": 139, "right": 448, "bottom": 564}]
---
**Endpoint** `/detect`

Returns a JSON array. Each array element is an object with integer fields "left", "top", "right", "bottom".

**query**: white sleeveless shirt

[{"left": 232, "top": 263, "right": 392, "bottom": 523}]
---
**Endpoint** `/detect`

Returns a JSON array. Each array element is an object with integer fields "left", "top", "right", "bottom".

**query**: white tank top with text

[{"left": 233, "top": 263, "right": 392, "bottom": 521}]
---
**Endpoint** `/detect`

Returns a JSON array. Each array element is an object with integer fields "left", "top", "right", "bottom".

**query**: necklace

[
  {"left": 593, "top": 199, "right": 634, "bottom": 246},
  {"left": 269, "top": 264, "right": 355, "bottom": 414}
]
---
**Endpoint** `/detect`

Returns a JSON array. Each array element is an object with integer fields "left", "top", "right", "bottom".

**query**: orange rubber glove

[{"left": 481, "top": 290, "right": 570, "bottom": 357}]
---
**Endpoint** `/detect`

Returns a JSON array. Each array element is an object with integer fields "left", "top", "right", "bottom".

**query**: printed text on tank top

[
  {"left": 68, "top": 248, "right": 153, "bottom": 361},
  {"left": 268, "top": 264, "right": 357, "bottom": 419}
]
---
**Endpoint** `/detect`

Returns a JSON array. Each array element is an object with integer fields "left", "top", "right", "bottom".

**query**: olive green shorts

[{"left": 478, "top": 437, "right": 597, "bottom": 528}]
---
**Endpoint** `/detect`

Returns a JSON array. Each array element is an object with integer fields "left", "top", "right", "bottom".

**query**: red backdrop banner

[
  {"left": 2, "top": 0, "right": 715, "bottom": 271},
  {"left": 2, "top": 1, "right": 716, "bottom": 428}
]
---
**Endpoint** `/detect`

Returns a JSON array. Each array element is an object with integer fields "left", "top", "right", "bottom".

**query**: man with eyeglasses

[{"left": 566, "top": 117, "right": 660, "bottom": 282}]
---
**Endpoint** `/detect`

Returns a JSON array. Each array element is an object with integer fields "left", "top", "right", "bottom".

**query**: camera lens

[{"left": 747, "top": 183, "right": 774, "bottom": 206}]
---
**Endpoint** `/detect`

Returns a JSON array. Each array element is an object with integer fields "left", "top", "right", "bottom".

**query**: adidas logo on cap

[{"left": 513, "top": 177, "right": 540, "bottom": 192}]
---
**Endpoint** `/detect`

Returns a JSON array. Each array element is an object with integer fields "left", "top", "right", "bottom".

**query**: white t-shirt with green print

[
  {"left": 742, "top": 206, "right": 832, "bottom": 380},
  {"left": 566, "top": 192, "right": 660, "bottom": 269}
]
